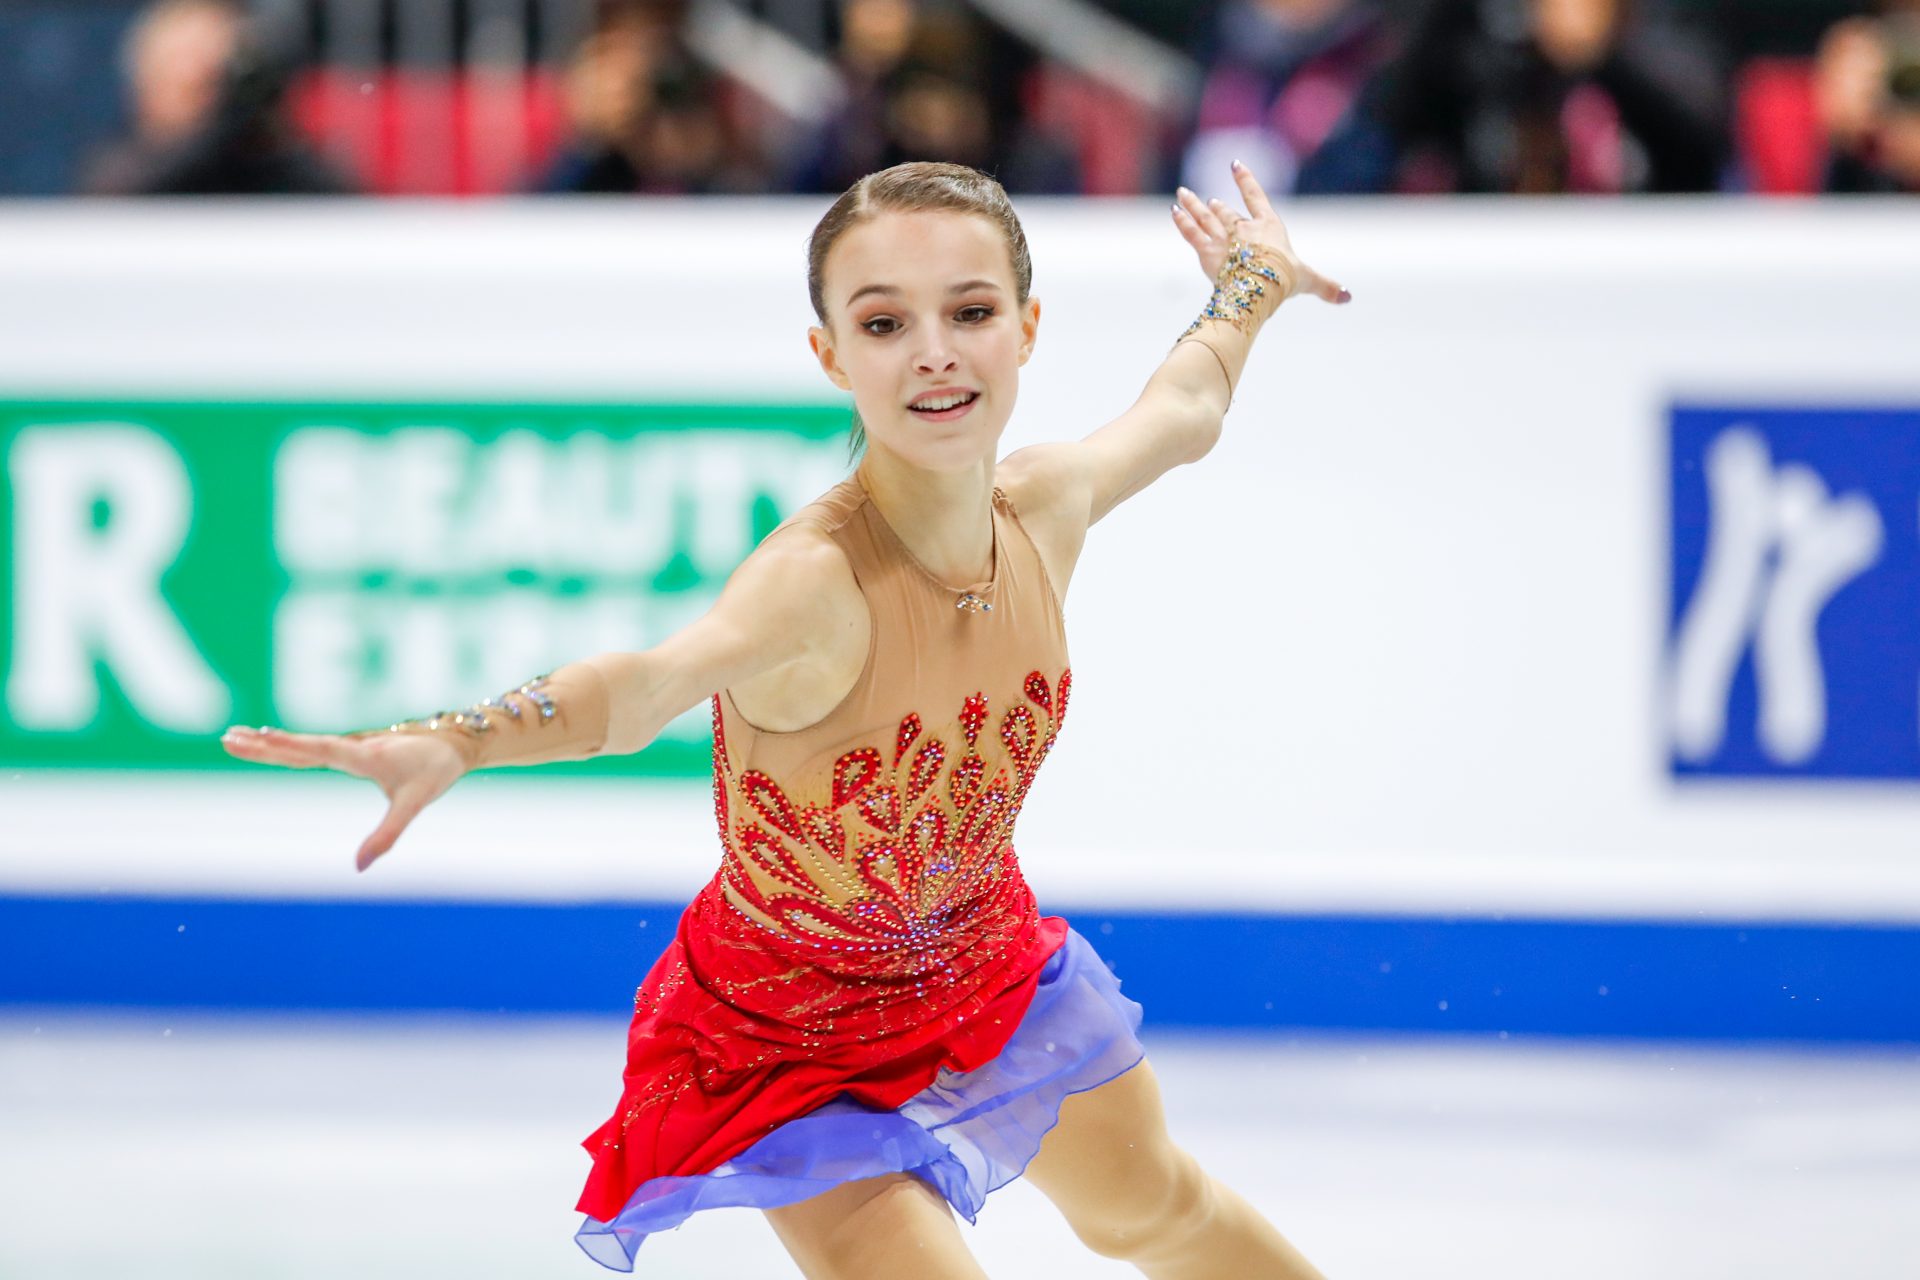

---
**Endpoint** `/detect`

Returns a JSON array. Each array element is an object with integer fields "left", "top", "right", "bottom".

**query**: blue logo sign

[{"left": 1668, "top": 404, "right": 1920, "bottom": 778}]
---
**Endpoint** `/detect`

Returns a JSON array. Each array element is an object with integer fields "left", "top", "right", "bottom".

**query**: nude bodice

[{"left": 708, "top": 471, "right": 1072, "bottom": 953}]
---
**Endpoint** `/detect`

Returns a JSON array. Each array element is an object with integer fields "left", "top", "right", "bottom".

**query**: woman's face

[{"left": 810, "top": 210, "right": 1040, "bottom": 473}]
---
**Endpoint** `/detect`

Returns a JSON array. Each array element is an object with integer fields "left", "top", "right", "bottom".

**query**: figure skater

[{"left": 222, "top": 158, "right": 1348, "bottom": 1278}]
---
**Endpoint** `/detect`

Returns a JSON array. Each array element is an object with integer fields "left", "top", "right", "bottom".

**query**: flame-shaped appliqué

[{"left": 710, "top": 669, "right": 1070, "bottom": 958}]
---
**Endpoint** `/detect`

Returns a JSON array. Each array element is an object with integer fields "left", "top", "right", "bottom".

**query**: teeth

[{"left": 911, "top": 392, "right": 975, "bottom": 412}]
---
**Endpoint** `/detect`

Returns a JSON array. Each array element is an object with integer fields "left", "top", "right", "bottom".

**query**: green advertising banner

[{"left": 0, "top": 400, "right": 852, "bottom": 774}]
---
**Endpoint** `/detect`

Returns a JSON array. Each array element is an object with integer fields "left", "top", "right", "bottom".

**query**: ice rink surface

[{"left": 4, "top": 1015, "right": 1918, "bottom": 1279}]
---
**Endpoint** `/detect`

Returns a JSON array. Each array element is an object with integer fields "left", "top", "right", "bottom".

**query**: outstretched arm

[
  {"left": 221, "top": 525, "right": 849, "bottom": 870},
  {"left": 1003, "top": 162, "right": 1347, "bottom": 533}
]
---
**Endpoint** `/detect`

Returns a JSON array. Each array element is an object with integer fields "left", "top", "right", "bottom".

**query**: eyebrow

[{"left": 845, "top": 279, "right": 1005, "bottom": 306}]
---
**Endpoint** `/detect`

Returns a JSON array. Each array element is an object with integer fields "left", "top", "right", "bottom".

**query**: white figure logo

[{"left": 1669, "top": 427, "right": 1882, "bottom": 765}]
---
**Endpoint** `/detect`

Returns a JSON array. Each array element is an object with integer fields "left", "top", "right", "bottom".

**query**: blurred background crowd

[{"left": 2, "top": 0, "right": 1917, "bottom": 198}]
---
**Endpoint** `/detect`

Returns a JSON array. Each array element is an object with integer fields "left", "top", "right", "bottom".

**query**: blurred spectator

[
  {"left": 1815, "top": 5, "right": 1920, "bottom": 192},
  {"left": 28, "top": 0, "right": 1895, "bottom": 201},
  {"left": 789, "top": 1, "right": 1079, "bottom": 195},
  {"left": 536, "top": 0, "right": 769, "bottom": 194},
  {"left": 887, "top": 67, "right": 996, "bottom": 171},
  {"left": 1302, "top": 0, "right": 1731, "bottom": 194},
  {"left": 81, "top": 0, "right": 354, "bottom": 195},
  {"left": 1180, "top": 0, "right": 1398, "bottom": 196},
  {"left": 788, "top": 0, "right": 914, "bottom": 189}
]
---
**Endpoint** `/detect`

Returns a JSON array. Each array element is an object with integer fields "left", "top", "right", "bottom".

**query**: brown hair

[{"left": 806, "top": 162, "right": 1034, "bottom": 462}]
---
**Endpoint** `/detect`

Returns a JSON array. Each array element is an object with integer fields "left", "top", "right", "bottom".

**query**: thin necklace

[{"left": 856, "top": 471, "right": 998, "bottom": 614}]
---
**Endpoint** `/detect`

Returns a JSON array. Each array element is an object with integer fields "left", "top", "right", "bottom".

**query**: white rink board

[{"left": 3, "top": 200, "right": 1920, "bottom": 920}]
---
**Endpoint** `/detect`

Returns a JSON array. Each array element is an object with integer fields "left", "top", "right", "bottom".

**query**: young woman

[{"left": 223, "top": 159, "right": 1347, "bottom": 1278}]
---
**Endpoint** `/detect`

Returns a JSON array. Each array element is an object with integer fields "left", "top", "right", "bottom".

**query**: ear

[
  {"left": 1016, "top": 296, "right": 1041, "bottom": 366},
  {"left": 808, "top": 324, "right": 853, "bottom": 391}
]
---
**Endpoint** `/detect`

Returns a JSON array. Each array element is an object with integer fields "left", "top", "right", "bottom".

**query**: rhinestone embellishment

[
  {"left": 1180, "top": 237, "right": 1296, "bottom": 340},
  {"left": 385, "top": 674, "right": 555, "bottom": 736},
  {"left": 708, "top": 668, "right": 1071, "bottom": 966}
]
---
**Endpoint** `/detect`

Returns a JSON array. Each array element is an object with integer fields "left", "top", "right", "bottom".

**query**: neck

[{"left": 856, "top": 448, "right": 997, "bottom": 585}]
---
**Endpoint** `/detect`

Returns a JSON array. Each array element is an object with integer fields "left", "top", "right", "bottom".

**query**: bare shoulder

[
  {"left": 996, "top": 443, "right": 1094, "bottom": 601},
  {"left": 722, "top": 518, "right": 871, "bottom": 732},
  {"left": 731, "top": 517, "right": 864, "bottom": 639}
]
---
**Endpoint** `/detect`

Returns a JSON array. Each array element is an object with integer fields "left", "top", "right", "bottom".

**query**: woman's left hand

[{"left": 1173, "top": 161, "right": 1349, "bottom": 305}]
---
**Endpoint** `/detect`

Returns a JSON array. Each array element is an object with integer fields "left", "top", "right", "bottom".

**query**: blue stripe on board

[{"left": 2, "top": 895, "right": 1916, "bottom": 1042}]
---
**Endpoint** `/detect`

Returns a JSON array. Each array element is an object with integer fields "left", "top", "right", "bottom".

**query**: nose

[{"left": 914, "top": 341, "right": 959, "bottom": 376}]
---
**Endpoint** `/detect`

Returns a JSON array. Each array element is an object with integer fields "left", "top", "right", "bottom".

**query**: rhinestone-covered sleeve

[
  {"left": 1179, "top": 238, "right": 1298, "bottom": 341},
  {"left": 347, "top": 660, "right": 613, "bottom": 772},
  {"left": 1171, "top": 237, "right": 1299, "bottom": 404}
]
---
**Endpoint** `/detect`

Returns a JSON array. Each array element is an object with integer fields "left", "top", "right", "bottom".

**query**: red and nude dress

[{"left": 572, "top": 471, "right": 1145, "bottom": 1269}]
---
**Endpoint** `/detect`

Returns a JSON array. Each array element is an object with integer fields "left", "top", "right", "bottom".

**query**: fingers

[
  {"left": 1229, "top": 158, "right": 1277, "bottom": 220},
  {"left": 1175, "top": 185, "right": 1230, "bottom": 242},
  {"left": 1169, "top": 202, "right": 1212, "bottom": 253},
  {"left": 224, "top": 726, "right": 391, "bottom": 778},
  {"left": 221, "top": 725, "right": 440, "bottom": 872},
  {"left": 221, "top": 725, "right": 352, "bottom": 770},
  {"left": 1206, "top": 197, "right": 1244, "bottom": 239},
  {"left": 357, "top": 785, "right": 426, "bottom": 872}
]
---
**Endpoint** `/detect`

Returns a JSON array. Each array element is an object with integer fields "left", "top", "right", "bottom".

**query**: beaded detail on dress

[
  {"left": 576, "top": 472, "right": 1074, "bottom": 1221},
  {"left": 701, "top": 475, "right": 1071, "bottom": 1004},
  {"left": 706, "top": 667, "right": 1071, "bottom": 1024}
]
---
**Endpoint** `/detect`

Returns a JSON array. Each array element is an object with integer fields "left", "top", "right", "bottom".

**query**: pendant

[{"left": 955, "top": 592, "right": 992, "bottom": 613}]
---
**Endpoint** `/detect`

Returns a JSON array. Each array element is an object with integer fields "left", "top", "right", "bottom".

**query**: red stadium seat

[
  {"left": 290, "top": 68, "right": 569, "bottom": 196},
  {"left": 1734, "top": 58, "right": 1823, "bottom": 196}
]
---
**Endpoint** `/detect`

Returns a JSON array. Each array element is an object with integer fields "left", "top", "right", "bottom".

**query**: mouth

[{"left": 906, "top": 389, "right": 980, "bottom": 423}]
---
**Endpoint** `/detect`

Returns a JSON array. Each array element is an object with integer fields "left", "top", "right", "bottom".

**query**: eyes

[{"left": 859, "top": 304, "right": 996, "bottom": 336}]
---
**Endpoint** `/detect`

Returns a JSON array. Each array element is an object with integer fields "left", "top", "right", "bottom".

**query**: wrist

[
  {"left": 1180, "top": 239, "right": 1296, "bottom": 343},
  {"left": 356, "top": 666, "right": 611, "bottom": 770}
]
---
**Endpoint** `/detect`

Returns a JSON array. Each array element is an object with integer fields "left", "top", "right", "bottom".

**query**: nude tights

[{"left": 764, "top": 1059, "right": 1329, "bottom": 1280}]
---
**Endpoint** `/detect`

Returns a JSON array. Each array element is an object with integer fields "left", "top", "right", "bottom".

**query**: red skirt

[{"left": 575, "top": 865, "right": 1068, "bottom": 1222}]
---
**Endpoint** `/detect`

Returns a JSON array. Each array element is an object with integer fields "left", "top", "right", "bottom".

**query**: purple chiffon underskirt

[{"left": 575, "top": 924, "right": 1147, "bottom": 1272}]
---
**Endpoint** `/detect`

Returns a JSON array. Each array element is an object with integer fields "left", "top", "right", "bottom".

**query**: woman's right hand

[{"left": 220, "top": 725, "right": 469, "bottom": 872}]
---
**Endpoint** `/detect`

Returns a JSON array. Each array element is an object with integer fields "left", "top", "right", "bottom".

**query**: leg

[
  {"left": 764, "top": 1171, "right": 991, "bottom": 1280},
  {"left": 1023, "top": 1058, "right": 1327, "bottom": 1280}
]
